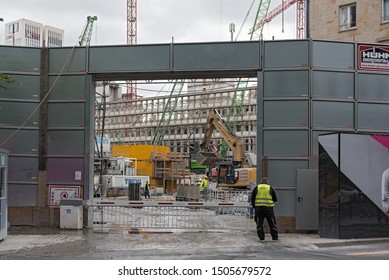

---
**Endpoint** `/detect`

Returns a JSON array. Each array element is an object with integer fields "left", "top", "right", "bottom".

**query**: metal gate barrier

[{"left": 86, "top": 200, "right": 254, "bottom": 233}]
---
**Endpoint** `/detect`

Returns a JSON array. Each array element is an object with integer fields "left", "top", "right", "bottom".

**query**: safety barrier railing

[
  {"left": 207, "top": 189, "right": 251, "bottom": 203},
  {"left": 85, "top": 200, "right": 254, "bottom": 233}
]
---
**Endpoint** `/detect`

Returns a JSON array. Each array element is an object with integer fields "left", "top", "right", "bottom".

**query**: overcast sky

[{"left": 0, "top": 0, "right": 296, "bottom": 46}]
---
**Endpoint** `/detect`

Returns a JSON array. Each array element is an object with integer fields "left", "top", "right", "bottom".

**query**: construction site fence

[
  {"left": 85, "top": 200, "right": 254, "bottom": 233},
  {"left": 206, "top": 188, "right": 252, "bottom": 203}
]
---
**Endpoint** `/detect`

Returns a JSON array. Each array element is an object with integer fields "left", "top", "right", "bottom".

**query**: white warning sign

[{"left": 49, "top": 185, "right": 81, "bottom": 207}]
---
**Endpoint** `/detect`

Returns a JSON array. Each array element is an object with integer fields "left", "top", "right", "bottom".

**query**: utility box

[
  {"left": 60, "top": 199, "right": 83, "bottom": 229},
  {"left": 128, "top": 183, "right": 140, "bottom": 200}
]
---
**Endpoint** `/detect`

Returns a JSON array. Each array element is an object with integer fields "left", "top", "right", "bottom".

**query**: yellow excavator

[{"left": 197, "top": 109, "right": 256, "bottom": 188}]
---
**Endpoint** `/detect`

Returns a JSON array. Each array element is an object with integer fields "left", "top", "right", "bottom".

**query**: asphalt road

[{"left": 1, "top": 227, "right": 389, "bottom": 260}]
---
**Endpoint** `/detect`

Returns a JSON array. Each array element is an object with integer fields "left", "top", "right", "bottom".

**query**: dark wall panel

[
  {"left": 8, "top": 157, "right": 38, "bottom": 182},
  {"left": 89, "top": 45, "right": 170, "bottom": 72},
  {"left": 0, "top": 46, "right": 40, "bottom": 72},
  {"left": 47, "top": 131, "right": 85, "bottom": 156},
  {"left": 8, "top": 184, "right": 38, "bottom": 207},
  {"left": 0, "top": 130, "right": 38, "bottom": 155},
  {"left": 174, "top": 42, "right": 260, "bottom": 70},
  {"left": 48, "top": 103, "right": 85, "bottom": 127},
  {"left": 47, "top": 158, "right": 84, "bottom": 184}
]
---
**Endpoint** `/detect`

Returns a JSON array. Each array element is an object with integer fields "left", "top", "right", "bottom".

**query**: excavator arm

[{"left": 198, "top": 109, "right": 246, "bottom": 166}]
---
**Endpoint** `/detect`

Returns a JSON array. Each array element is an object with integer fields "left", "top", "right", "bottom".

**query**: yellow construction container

[{"left": 111, "top": 144, "right": 189, "bottom": 193}]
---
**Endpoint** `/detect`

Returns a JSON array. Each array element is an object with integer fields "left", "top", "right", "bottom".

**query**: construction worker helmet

[{"left": 204, "top": 176, "right": 208, "bottom": 179}]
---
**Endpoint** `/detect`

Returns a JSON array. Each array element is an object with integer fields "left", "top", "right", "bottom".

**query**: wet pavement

[{"left": 1, "top": 226, "right": 389, "bottom": 259}]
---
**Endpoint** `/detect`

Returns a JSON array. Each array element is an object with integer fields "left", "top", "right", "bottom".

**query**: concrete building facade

[{"left": 309, "top": 0, "right": 389, "bottom": 43}]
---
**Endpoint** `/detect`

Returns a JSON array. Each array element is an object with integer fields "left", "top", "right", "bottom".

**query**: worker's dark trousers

[{"left": 255, "top": 206, "right": 278, "bottom": 240}]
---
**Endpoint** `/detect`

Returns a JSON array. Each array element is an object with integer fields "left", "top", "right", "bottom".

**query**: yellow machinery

[
  {"left": 112, "top": 144, "right": 190, "bottom": 193},
  {"left": 197, "top": 109, "right": 257, "bottom": 189}
]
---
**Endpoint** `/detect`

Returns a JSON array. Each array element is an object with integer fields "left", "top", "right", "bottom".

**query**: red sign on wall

[{"left": 358, "top": 44, "right": 389, "bottom": 71}]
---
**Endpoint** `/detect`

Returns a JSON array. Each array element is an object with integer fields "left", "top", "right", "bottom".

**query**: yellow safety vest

[
  {"left": 200, "top": 179, "right": 208, "bottom": 191},
  {"left": 255, "top": 184, "right": 274, "bottom": 207}
]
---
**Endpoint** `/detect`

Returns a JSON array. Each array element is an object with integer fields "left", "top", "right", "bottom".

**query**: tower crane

[
  {"left": 249, "top": 0, "right": 306, "bottom": 39},
  {"left": 126, "top": 0, "right": 137, "bottom": 100},
  {"left": 79, "top": 16, "right": 97, "bottom": 46}
]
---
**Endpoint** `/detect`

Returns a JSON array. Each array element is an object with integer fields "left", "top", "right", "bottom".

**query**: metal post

[{"left": 229, "top": 23, "right": 235, "bottom": 41}]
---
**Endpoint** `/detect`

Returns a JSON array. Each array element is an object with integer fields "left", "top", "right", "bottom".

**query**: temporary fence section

[
  {"left": 207, "top": 189, "right": 251, "bottom": 203},
  {"left": 86, "top": 200, "right": 253, "bottom": 233}
]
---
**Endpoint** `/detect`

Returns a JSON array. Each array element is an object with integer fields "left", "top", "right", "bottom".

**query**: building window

[
  {"left": 340, "top": 3, "right": 356, "bottom": 30},
  {"left": 384, "top": 0, "right": 389, "bottom": 21}
]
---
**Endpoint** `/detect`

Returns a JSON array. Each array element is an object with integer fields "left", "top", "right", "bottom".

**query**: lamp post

[{"left": 0, "top": 18, "right": 3, "bottom": 45}]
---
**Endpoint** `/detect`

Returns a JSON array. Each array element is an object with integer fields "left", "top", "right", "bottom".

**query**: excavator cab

[{"left": 209, "top": 161, "right": 238, "bottom": 185}]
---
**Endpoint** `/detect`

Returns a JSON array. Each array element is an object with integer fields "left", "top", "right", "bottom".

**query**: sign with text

[
  {"left": 49, "top": 185, "right": 81, "bottom": 207},
  {"left": 358, "top": 44, "right": 389, "bottom": 71}
]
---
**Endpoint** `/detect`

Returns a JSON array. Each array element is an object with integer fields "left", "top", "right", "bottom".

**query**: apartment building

[{"left": 309, "top": 0, "right": 389, "bottom": 43}]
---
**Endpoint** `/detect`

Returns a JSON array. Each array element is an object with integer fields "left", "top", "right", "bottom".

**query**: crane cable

[{"left": 235, "top": 0, "right": 257, "bottom": 40}]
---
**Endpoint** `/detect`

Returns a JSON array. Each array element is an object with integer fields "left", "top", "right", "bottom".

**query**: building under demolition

[{"left": 95, "top": 80, "right": 257, "bottom": 161}]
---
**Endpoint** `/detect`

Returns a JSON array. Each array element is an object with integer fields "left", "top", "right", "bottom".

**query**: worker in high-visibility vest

[
  {"left": 251, "top": 177, "right": 278, "bottom": 241},
  {"left": 199, "top": 176, "right": 209, "bottom": 200}
]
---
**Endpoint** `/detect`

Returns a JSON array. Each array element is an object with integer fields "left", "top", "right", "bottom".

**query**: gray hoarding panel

[
  {"left": 47, "top": 158, "right": 84, "bottom": 184},
  {"left": 174, "top": 42, "right": 260, "bottom": 70},
  {"left": 358, "top": 103, "right": 389, "bottom": 130},
  {"left": 274, "top": 189, "right": 297, "bottom": 216},
  {"left": 264, "top": 100, "right": 308, "bottom": 127},
  {"left": 312, "top": 41, "right": 354, "bottom": 69},
  {"left": 312, "top": 71, "right": 354, "bottom": 99},
  {"left": 49, "top": 47, "right": 87, "bottom": 74},
  {"left": 264, "top": 70, "right": 309, "bottom": 97},
  {"left": 8, "top": 184, "right": 37, "bottom": 206},
  {"left": 0, "top": 130, "right": 38, "bottom": 155},
  {"left": 47, "top": 131, "right": 85, "bottom": 156},
  {"left": 8, "top": 156, "right": 38, "bottom": 183},
  {"left": 48, "top": 103, "right": 85, "bottom": 127},
  {"left": 264, "top": 130, "right": 309, "bottom": 157},
  {"left": 264, "top": 40, "right": 309, "bottom": 68},
  {"left": 0, "top": 102, "right": 39, "bottom": 127},
  {"left": 0, "top": 74, "right": 40, "bottom": 100},
  {"left": 358, "top": 73, "right": 389, "bottom": 101},
  {"left": 89, "top": 45, "right": 170, "bottom": 72},
  {"left": 267, "top": 159, "right": 309, "bottom": 186},
  {"left": 0, "top": 46, "right": 40, "bottom": 73},
  {"left": 48, "top": 75, "right": 86, "bottom": 101},
  {"left": 313, "top": 101, "right": 354, "bottom": 129}
]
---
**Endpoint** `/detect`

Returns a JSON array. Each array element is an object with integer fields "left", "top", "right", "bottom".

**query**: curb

[{"left": 315, "top": 238, "right": 389, "bottom": 248}]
